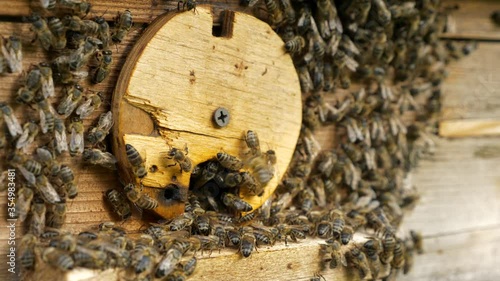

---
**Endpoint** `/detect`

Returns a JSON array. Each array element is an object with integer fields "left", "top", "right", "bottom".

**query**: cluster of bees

[{"left": 0, "top": 0, "right": 478, "bottom": 280}]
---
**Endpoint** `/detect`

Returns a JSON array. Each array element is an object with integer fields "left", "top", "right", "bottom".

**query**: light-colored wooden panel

[
  {"left": 440, "top": 42, "right": 500, "bottom": 123},
  {"left": 440, "top": 120, "right": 500, "bottom": 137},
  {"left": 442, "top": 0, "right": 500, "bottom": 40},
  {"left": 399, "top": 226, "right": 500, "bottom": 281}
]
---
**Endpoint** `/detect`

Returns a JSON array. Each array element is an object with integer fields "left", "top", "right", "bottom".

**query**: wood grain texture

[{"left": 112, "top": 6, "right": 302, "bottom": 218}]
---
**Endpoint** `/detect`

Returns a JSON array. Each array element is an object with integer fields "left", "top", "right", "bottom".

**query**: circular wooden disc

[{"left": 112, "top": 6, "right": 302, "bottom": 219}]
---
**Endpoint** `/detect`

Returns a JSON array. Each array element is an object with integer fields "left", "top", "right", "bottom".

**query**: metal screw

[{"left": 214, "top": 107, "right": 230, "bottom": 127}]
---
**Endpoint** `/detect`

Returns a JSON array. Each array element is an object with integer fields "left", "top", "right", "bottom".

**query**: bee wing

[
  {"left": 98, "top": 111, "right": 114, "bottom": 132},
  {"left": 346, "top": 123, "right": 358, "bottom": 143},
  {"left": 70, "top": 127, "right": 84, "bottom": 154},
  {"left": 55, "top": 130, "right": 69, "bottom": 153},
  {"left": 100, "top": 152, "right": 118, "bottom": 170},
  {"left": 37, "top": 177, "right": 61, "bottom": 204},
  {"left": 39, "top": 109, "right": 49, "bottom": 134},
  {"left": 57, "top": 94, "right": 73, "bottom": 115},
  {"left": 344, "top": 55, "right": 359, "bottom": 72},
  {"left": 326, "top": 33, "right": 341, "bottom": 56},
  {"left": 4, "top": 114, "right": 24, "bottom": 137},
  {"left": 17, "top": 165, "right": 36, "bottom": 186},
  {"left": 41, "top": 74, "right": 55, "bottom": 98},
  {"left": 340, "top": 253, "right": 348, "bottom": 267},
  {"left": 75, "top": 98, "right": 92, "bottom": 118},
  {"left": 1, "top": 43, "right": 22, "bottom": 73},
  {"left": 15, "top": 127, "right": 30, "bottom": 149},
  {"left": 70, "top": 70, "right": 89, "bottom": 82}
]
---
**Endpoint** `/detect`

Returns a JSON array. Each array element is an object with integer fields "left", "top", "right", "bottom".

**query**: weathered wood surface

[{"left": 1, "top": 0, "right": 500, "bottom": 281}]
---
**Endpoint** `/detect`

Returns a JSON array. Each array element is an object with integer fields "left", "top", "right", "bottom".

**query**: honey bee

[
  {"left": 30, "top": 201, "right": 46, "bottom": 236},
  {"left": 340, "top": 225, "right": 353, "bottom": 245},
  {"left": 63, "top": 15, "right": 98, "bottom": 34},
  {"left": 112, "top": 10, "right": 133, "bottom": 44},
  {"left": 132, "top": 242, "right": 158, "bottom": 278},
  {"left": 126, "top": 143, "right": 148, "bottom": 179},
  {"left": 316, "top": 0, "right": 343, "bottom": 39},
  {"left": 250, "top": 223, "right": 278, "bottom": 245},
  {"left": 264, "top": 0, "right": 284, "bottom": 27},
  {"left": 0, "top": 102, "right": 23, "bottom": 137},
  {"left": 222, "top": 193, "right": 253, "bottom": 212},
  {"left": 178, "top": 0, "right": 197, "bottom": 12},
  {"left": 238, "top": 211, "right": 256, "bottom": 224},
  {"left": 19, "top": 234, "right": 38, "bottom": 270},
  {"left": 16, "top": 121, "right": 39, "bottom": 150},
  {"left": 58, "top": 0, "right": 91, "bottom": 17},
  {"left": 59, "top": 84, "right": 84, "bottom": 117},
  {"left": 299, "top": 188, "right": 314, "bottom": 212},
  {"left": 372, "top": 0, "right": 392, "bottom": 25},
  {"left": 106, "top": 189, "right": 132, "bottom": 220},
  {"left": 76, "top": 92, "right": 102, "bottom": 118},
  {"left": 155, "top": 240, "right": 188, "bottom": 277},
  {"left": 36, "top": 174, "right": 63, "bottom": 204},
  {"left": 36, "top": 147, "right": 61, "bottom": 176},
  {"left": 124, "top": 183, "right": 158, "bottom": 210},
  {"left": 86, "top": 111, "right": 114, "bottom": 146},
  {"left": 321, "top": 240, "right": 347, "bottom": 269},
  {"left": 52, "top": 54, "right": 89, "bottom": 84},
  {"left": 69, "top": 37, "right": 101, "bottom": 71},
  {"left": 346, "top": 247, "right": 371, "bottom": 279},
  {"left": 216, "top": 152, "right": 243, "bottom": 171},
  {"left": 29, "top": 15, "right": 55, "bottom": 51},
  {"left": 276, "top": 223, "right": 308, "bottom": 245},
  {"left": 225, "top": 225, "right": 241, "bottom": 246},
  {"left": 167, "top": 145, "right": 192, "bottom": 173},
  {"left": 92, "top": 50, "right": 112, "bottom": 84},
  {"left": 15, "top": 186, "right": 34, "bottom": 222},
  {"left": 53, "top": 118, "right": 69, "bottom": 155},
  {"left": 37, "top": 100, "right": 55, "bottom": 134},
  {"left": 1, "top": 36, "right": 22, "bottom": 73},
  {"left": 68, "top": 117, "right": 84, "bottom": 156},
  {"left": 240, "top": 226, "right": 256, "bottom": 258},
  {"left": 72, "top": 244, "right": 108, "bottom": 269},
  {"left": 58, "top": 165, "right": 78, "bottom": 199},
  {"left": 245, "top": 130, "right": 261, "bottom": 156},
  {"left": 47, "top": 201, "right": 67, "bottom": 229},
  {"left": 380, "top": 233, "right": 396, "bottom": 264},
  {"left": 363, "top": 239, "right": 382, "bottom": 279},
  {"left": 284, "top": 36, "right": 305, "bottom": 54},
  {"left": 43, "top": 247, "right": 75, "bottom": 271},
  {"left": 169, "top": 212, "right": 195, "bottom": 231},
  {"left": 7, "top": 151, "right": 37, "bottom": 186},
  {"left": 95, "top": 16, "right": 111, "bottom": 48},
  {"left": 410, "top": 230, "right": 423, "bottom": 254},
  {"left": 82, "top": 148, "right": 118, "bottom": 170},
  {"left": 392, "top": 239, "right": 405, "bottom": 269},
  {"left": 47, "top": 17, "right": 67, "bottom": 50}
]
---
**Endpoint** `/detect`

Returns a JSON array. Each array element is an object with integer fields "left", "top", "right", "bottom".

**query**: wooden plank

[
  {"left": 440, "top": 120, "right": 500, "bottom": 137},
  {"left": 399, "top": 226, "right": 500, "bottom": 281},
  {"left": 442, "top": 0, "right": 500, "bottom": 40},
  {"left": 439, "top": 42, "right": 500, "bottom": 137}
]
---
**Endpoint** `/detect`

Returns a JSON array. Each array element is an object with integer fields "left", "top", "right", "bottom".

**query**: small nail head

[{"left": 214, "top": 107, "right": 230, "bottom": 127}]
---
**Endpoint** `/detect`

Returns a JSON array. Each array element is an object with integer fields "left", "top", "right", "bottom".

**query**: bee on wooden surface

[
  {"left": 181, "top": 256, "right": 197, "bottom": 276},
  {"left": 86, "top": 111, "right": 114, "bottom": 146},
  {"left": 19, "top": 234, "right": 38, "bottom": 270},
  {"left": 59, "top": 0, "right": 91, "bottom": 17},
  {"left": 68, "top": 117, "right": 84, "bottom": 156},
  {"left": 222, "top": 193, "right": 253, "bottom": 212},
  {"left": 321, "top": 240, "right": 347, "bottom": 269},
  {"left": 58, "top": 84, "right": 84, "bottom": 117},
  {"left": 297, "top": 65, "right": 313, "bottom": 93},
  {"left": 76, "top": 92, "right": 102, "bottom": 118},
  {"left": 276, "top": 223, "right": 308, "bottom": 245},
  {"left": 36, "top": 174, "right": 63, "bottom": 204},
  {"left": 250, "top": 223, "right": 278, "bottom": 245},
  {"left": 245, "top": 130, "right": 261, "bottom": 156},
  {"left": 16, "top": 121, "right": 39, "bottom": 151},
  {"left": 238, "top": 211, "right": 256, "bottom": 224},
  {"left": 392, "top": 239, "right": 406, "bottom": 269},
  {"left": 363, "top": 239, "right": 382, "bottom": 279},
  {"left": 106, "top": 189, "right": 132, "bottom": 220},
  {"left": 72, "top": 244, "right": 108, "bottom": 269},
  {"left": 316, "top": 0, "right": 343, "bottom": 39},
  {"left": 340, "top": 225, "right": 353, "bottom": 245},
  {"left": 1, "top": 35, "right": 22, "bottom": 73},
  {"left": 15, "top": 186, "right": 34, "bottom": 222},
  {"left": 94, "top": 16, "right": 111, "bottom": 48},
  {"left": 131, "top": 243, "right": 158, "bottom": 278},
  {"left": 29, "top": 15, "right": 55, "bottom": 51},
  {"left": 155, "top": 241, "right": 188, "bottom": 278},
  {"left": 112, "top": 10, "right": 133, "bottom": 44},
  {"left": 0, "top": 102, "right": 23, "bottom": 137},
  {"left": 63, "top": 15, "right": 98, "bottom": 34},
  {"left": 124, "top": 183, "right": 158, "bottom": 210},
  {"left": 37, "top": 100, "right": 55, "bottom": 134},
  {"left": 43, "top": 247, "right": 75, "bottom": 271},
  {"left": 52, "top": 54, "right": 89, "bottom": 84},
  {"left": 48, "top": 17, "right": 67, "bottom": 50},
  {"left": 58, "top": 165, "right": 78, "bottom": 199},
  {"left": 240, "top": 226, "right": 256, "bottom": 258},
  {"left": 167, "top": 145, "right": 192, "bottom": 173},
  {"left": 126, "top": 144, "right": 148, "bottom": 179},
  {"left": 69, "top": 37, "right": 101, "bottom": 71},
  {"left": 92, "top": 50, "right": 112, "bottom": 84},
  {"left": 36, "top": 147, "right": 60, "bottom": 176},
  {"left": 380, "top": 233, "right": 396, "bottom": 264},
  {"left": 53, "top": 118, "right": 69, "bottom": 155},
  {"left": 224, "top": 225, "right": 241, "bottom": 246},
  {"left": 346, "top": 247, "right": 370, "bottom": 279},
  {"left": 216, "top": 152, "right": 243, "bottom": 171},
  {"left": 46, "top": 201, "right": 67, "bottom": 229},
  {"left": 299, "top": 188, "right": 314, "bottom": 212},
  {"left": 7, "top": 152, "right": 37, "bottom": 186},
  {"left": 246, "top": 154, "right": 275, "bottom": 185},
  {"left": 30, "top": 201, "right": 46, "bottom": 237},
  {"left": 82, "top": 148, "right": 118, "bottom": 170},
  {"left": 285, "top": 36, "right": 305, "bottom": 54},
  {"left": 169, "top": 212, "right": 195, "bottom": 231}
]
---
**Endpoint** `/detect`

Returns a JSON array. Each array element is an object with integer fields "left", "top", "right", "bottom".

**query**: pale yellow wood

[
  {"left": 439, "top": 119, "right": 500, "bottom": 137},
  {"left": 112, "top": 6, "right": 302, "bottom": 218}
]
